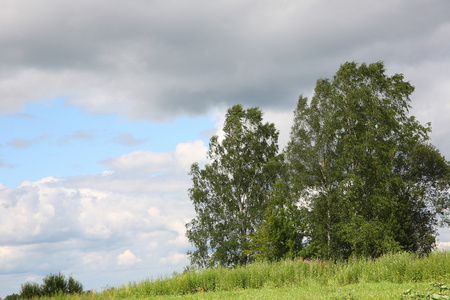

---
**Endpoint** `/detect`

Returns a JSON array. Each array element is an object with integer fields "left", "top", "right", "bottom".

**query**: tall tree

[
  {"left": 186, "top": 104, "right": 281, "bottom": 267},
  {"left": 286, "top": 62, "right": 450, "bottom": 259}
]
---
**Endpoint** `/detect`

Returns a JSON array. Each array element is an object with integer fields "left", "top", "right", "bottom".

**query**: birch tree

[
  {"left": 286, "top": 62, "right": 450, "bottom": 259},
  {"left": 186, "top": 104, "right": 282, "bottom": 267}
]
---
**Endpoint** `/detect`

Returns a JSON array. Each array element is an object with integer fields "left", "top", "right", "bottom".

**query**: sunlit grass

[{"left": 33, "top": 251, "right": 450, "bottom": 299}]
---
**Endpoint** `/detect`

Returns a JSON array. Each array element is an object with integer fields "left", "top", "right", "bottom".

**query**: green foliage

[
  {"left": 298, "top": 241, "right": 322, "bottom": 259},
  {"left": 20, "top": 282, "right": 41, "bottom": 299},
  {"left": 186, "top": 61, "right": 449, "bottom": 272},
  {"left": 67, "top": 275, "right": 84, "bottom": 294},
  {"left": 286, "top": 61, "right": 450, "bottom": 259},
  {"left": 42, "top": 273, "right": 68, "bottom": 296},
  {"left": 402, "top": 282, "right": 450, "bottom": 299},
  {"left": 186, "top": 104, "right": 282, "bottom": 268},
  {"left": 18, "top": 272, "right": 83, "bottom": 299},
  {"left": 34, "top": 251, "right": 450, "bottom": 299},
  {"left": 245, "top": 180, "right": 305, "bottom": 261},
  {"left": 4, "top": 293, "right": 20, "bottom": 300}
]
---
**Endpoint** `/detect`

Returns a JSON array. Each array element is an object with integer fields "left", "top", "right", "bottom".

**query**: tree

[
  {"left": 186, "top": 104, "right": 282, "bottom": 267},
  {"left": 5, "top": 293, "right": 20, "bottom": 300},
  {"left": 20, "top": 282, "right": 41, "bottom": 299},
  {"left": 244, "top": 180, "right": 305, "bottom": 261},
  {"left": 41, "top": 272, "right": 68, "bottom": 296},
  {"left": 286, "top": 61, "right": 450, "bottom": 259},
  {"left": 41, "top": 273, "right": 83, "bottom": 296},
  {"left": 68, "top": 275, "right": 84, "bottom": 294},
  {"left": 19, "top": 272, "right": 83, "bottom": 299}
]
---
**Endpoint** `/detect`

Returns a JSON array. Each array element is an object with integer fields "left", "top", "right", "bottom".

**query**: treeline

[
  {"left": 185, "top": 61, "right": 450, "bottom": 268},
  {"left": 5, "top": 273, "right": 83, "bottom": 300}
]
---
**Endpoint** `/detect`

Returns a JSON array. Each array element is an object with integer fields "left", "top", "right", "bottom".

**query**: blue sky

[
  {"left": 1, "top": 98, "right": 215, "bottom": 188},
  {"left": 1, "top": 0, "right": 450, "bottom": 297}
]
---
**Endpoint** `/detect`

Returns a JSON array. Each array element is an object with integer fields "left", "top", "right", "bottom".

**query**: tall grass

[
  {"left": 32, "top": 251, "right": 450, "bottom": 299},
  {"left": 107, "top": 251, "right": 449, "bottom": 298}
]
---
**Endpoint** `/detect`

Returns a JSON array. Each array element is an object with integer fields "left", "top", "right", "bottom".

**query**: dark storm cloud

[{"left": 1, "top": 0, "right": 449, "bottom": 119}]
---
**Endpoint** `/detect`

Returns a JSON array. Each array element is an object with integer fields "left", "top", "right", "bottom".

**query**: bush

[
  {"left": 4, "top": 293, "right": 20, "bottom": 300},
  {"left": 18, "top": 272, "right": 84, "bottom": 299},
  {"left": 42, "top": 272, "right": 68, "bottom": 295},
  {"left": 20, "top": 282, "right": 41, "bottom": 299},
  {"left": 68, "top": 275, "right": 84, "bottom": 294}
]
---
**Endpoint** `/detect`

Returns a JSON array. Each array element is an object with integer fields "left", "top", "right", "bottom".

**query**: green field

[
  {"left": 85, "top": 282, "right": 446, "bottom": 299},
  {"left": 22, "top": 251, "right": 450, "bottom": 299}
]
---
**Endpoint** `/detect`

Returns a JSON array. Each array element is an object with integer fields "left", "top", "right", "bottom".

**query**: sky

[{"left": 1, "top": 0, "right": 450, "bottom": 296}]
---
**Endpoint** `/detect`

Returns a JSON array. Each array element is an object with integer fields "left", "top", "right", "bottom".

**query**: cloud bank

[
  {"left": 1, "top": 0, "right": 449, "bottom": 122},
  {"left": 0, "top": 140, "right": 207, "bottom": 293}
]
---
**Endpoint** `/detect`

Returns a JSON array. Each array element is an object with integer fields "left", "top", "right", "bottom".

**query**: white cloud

[
  {"left": 0, "top": 244, "right": 47, "bottom": 274},
  {"left": 393, "top": 60, "right": 450, "bottom": 159},
  {"left": 82, "top": 251, "right": 111, "bottom": 271},
  {"left": 0, "top": 141, "right": 198, "bottom": 294},
  {"left": 263, "top": 110, "right": 295, "bottom": 149},
  {"left": 436, "top": 242, "right": 450, "bottom": 251},
  {"left": 0, "top": 246, "right": 23, "bottom": 272},
  {"left": 25, "top": 275, "right": 41, "bottom": 283},
  {"left": 117, "top": 250, "right": 142, "bottom": 266},
  {"left": 101, "top": 150, "right": 173, "bottom": 174},
  {"left": 159, "top": 252, "right": 188, "bottom": 266},
  {"left": 174, "top": 140, "right": 208, "bottom": 173},
  {"left": 101, "top": 140, "right": 207, "bottom": 175},
  {"left": 437, "top": 227, "right": 450, "bottom": 246}
]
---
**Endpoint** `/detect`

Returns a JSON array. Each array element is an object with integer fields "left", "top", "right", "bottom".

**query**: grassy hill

[{"left": 25, "top": 251, "right": 450, "bottom": 299}]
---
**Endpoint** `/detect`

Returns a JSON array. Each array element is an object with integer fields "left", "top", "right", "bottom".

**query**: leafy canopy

[
  {"left": 186, "top": 62, "right": 450, "bottom": 265},
  {"left": 186, "top": 104, "right": 282, "bottom": 267},
  {"left": 285, "top": 61, "right": 450, "bottom": 259}
]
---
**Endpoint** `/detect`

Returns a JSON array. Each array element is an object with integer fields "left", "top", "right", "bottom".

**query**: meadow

[{"left": 24, "top": 251, "right": 450, "bottom": 299}]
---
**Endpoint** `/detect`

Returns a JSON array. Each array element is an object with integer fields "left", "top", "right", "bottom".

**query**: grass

[
  {"left": 26, "top": 251, "right": 450, "bottom": 299},
  {"left": 154, "top": 282, "right": 447, "bottom": 299}
]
